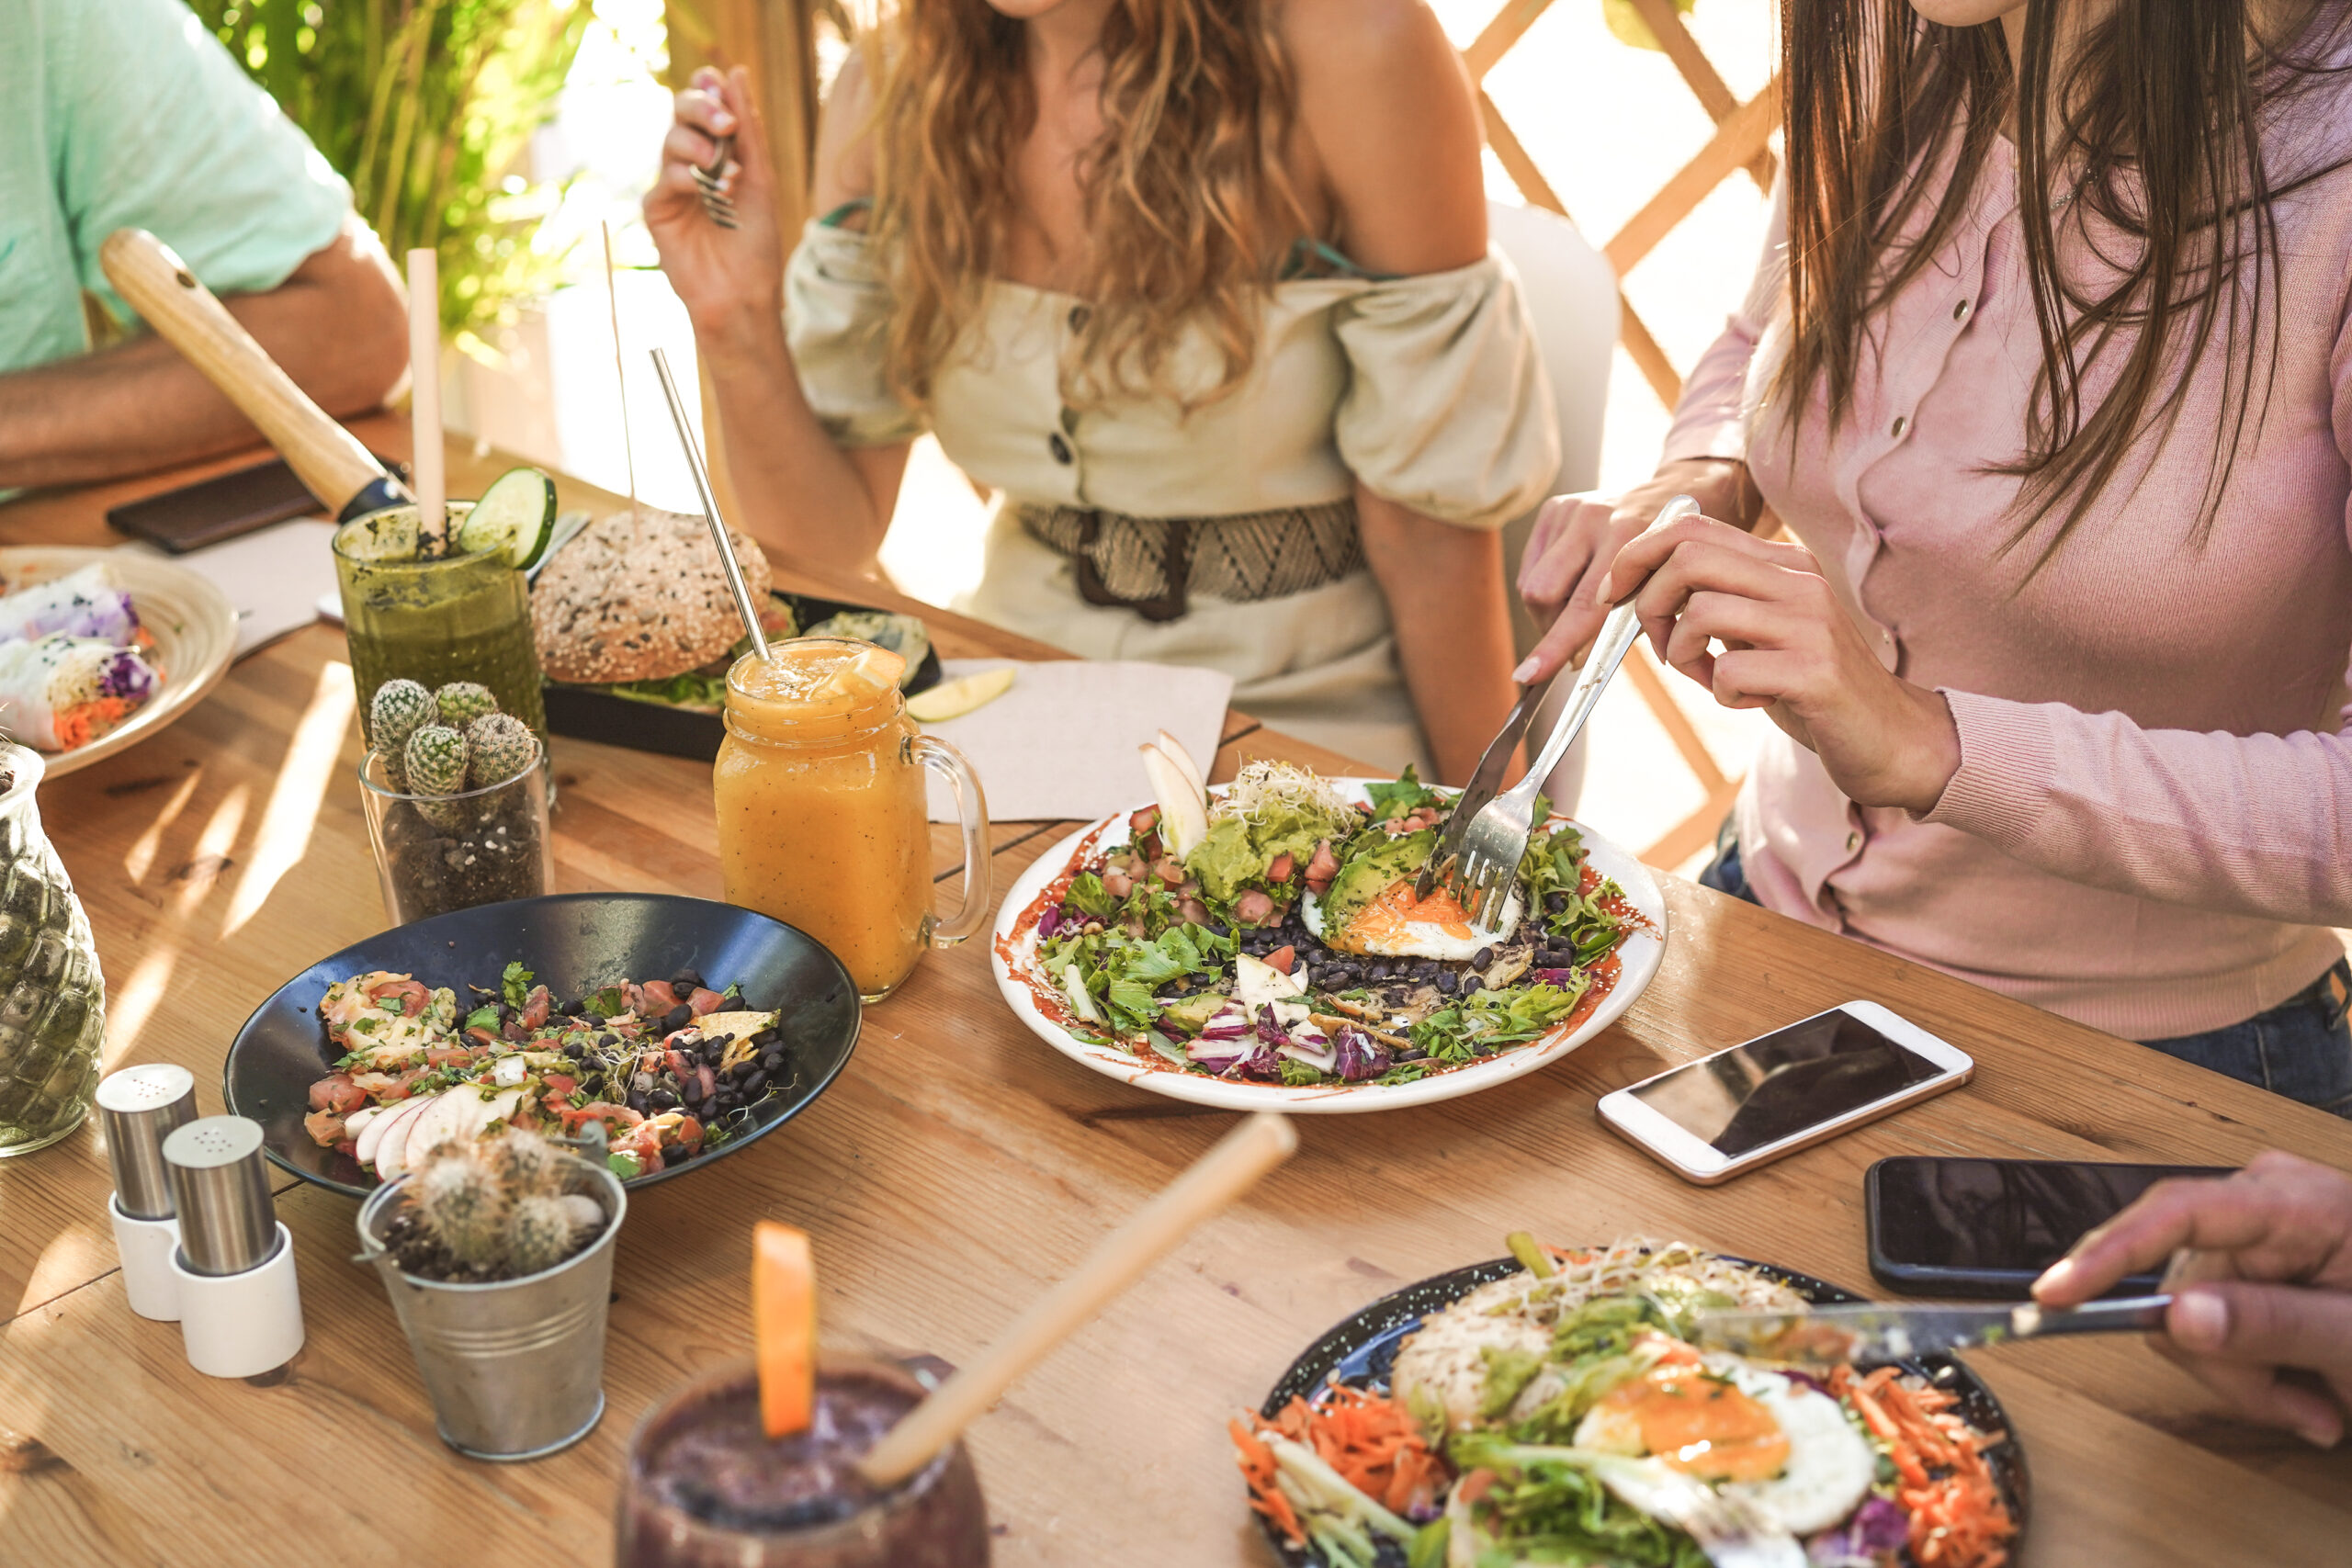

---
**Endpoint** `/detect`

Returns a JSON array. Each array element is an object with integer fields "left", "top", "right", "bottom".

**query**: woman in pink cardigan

[{"left": 1521, "top": 0, "right": 2352, "bottom": 1111}]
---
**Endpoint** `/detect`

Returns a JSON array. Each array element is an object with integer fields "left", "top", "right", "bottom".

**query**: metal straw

[{"left": 650, "top": 346, "right": 769, "bottom": 661}]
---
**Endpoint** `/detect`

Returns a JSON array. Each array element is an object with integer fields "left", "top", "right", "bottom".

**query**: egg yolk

[
  {"left": 1340, "top": 881, "right": 1477, "bottom": 953},
  {"left": 1596, "top": 1364, "right": 1790, "bottom": 1482}
]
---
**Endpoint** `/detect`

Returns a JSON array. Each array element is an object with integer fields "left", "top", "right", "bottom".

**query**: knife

[
  {"left": 1413, "top": 673, "right": 1556, "bottom": 902},
  {"left": 1688, "top": 1294, "right": 2174, "bottom": 1365}
]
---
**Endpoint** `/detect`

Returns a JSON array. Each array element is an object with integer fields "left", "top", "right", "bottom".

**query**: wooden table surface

[{"left": 5, "top": 425, "right": 2350, "bottom": 1567}]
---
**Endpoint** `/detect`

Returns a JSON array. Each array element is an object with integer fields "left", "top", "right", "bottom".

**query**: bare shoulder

[
  {"left": 809, "top": 48, "right": 878, "bottom": 220},
  {"left": 1275, "top": 0, "right": 1486, "bottom": 274}
]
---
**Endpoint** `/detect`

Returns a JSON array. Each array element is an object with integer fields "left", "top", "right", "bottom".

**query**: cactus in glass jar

[
  {"left": 368, "top": 678, "right": 437, "bottom": 791},
  {"left": 465, "top": 712, "right": 539, "bottom": 789},
  {"left": 404, "top": 723, "right": 471, "bottom": 830},
  {"left": 435, "top": 682, "right": 498, "bottom": 728}
]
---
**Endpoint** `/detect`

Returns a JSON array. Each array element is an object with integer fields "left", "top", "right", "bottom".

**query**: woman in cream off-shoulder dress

[{"left": 642, "top": 0, "right": 1560, "bottom": 781}]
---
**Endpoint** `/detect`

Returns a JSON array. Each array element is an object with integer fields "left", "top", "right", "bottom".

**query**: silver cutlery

[
  {"left": 1413, "top": 673, "right": 1556, "bottom": 902},
  {"left": 1690, "top": 1294, "right": 2175, "bottom": 1365},
  {"left": 694, "top": 133, "right": 739, "bottom": 229},
  {"left": 1577, "top": 1452, "right": 1803, "bottom": 1568},
  {"left": 1433, "top": 494, "right": 1699, "bottom": 926}
]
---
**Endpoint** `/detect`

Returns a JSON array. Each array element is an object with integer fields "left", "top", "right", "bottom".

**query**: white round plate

[
  {"left": 989, "top": 780, "right": 1668, "bottom": 1112},
  {"left": 0, "top": 547, "right": 240, "bottom": 779}
]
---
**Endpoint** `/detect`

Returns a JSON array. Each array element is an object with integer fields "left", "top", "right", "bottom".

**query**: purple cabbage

[
  {"left": 1805, "top": 1495, "right": 1910, "bottom": 1565},
  {"left": 1530, "top": 967, "right": 1578, "bottom": 987},
  {"left": 1254, "top": 1005, "right": 1291, "bottom": 1051},
  {"left": 1037, "top": 905, "right": 1064, "bottom": 939},
  {"left": 1278, "top": 1038, "right": 1337, "bottom": 1074},
  {"left": 1331, "top": 1024, "right": 1393, "bottom": 1082},
  {"left": 1186, "top": 1036, "right": 1250, "bottom": 1072},
  {"left": 1196, "top": 1003, "right": 1253, "bottom": 1042}
]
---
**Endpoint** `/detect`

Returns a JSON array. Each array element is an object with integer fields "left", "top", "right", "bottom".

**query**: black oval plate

[
  {"left": 1259, "top": 1254, "right": 2030, "bottom": 1566},
  {"left": 224, "top": 893, "right": 861, "bottom": 1197}
]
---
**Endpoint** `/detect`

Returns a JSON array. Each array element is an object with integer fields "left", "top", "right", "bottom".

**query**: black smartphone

[{"left": 1866, "top": 1156, "right": 2235, "bottom": 1299}]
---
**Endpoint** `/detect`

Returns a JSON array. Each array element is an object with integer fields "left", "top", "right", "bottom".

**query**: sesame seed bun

[{"left": 530, "top": 507, "right": 773, "bottom": 684}]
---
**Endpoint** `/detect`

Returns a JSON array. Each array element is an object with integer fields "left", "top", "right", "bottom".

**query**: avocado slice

[
  {"left": 1320, "top": 828, "right": 1438, "bottom": 931},
  {"left": 1156, "top": 991, "right": 1231, "bottom": 1037}
]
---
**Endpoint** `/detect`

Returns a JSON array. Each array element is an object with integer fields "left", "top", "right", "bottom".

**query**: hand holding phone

[{"left": 1597, "top": 1001, "right": 1973, "bottom": 1184}]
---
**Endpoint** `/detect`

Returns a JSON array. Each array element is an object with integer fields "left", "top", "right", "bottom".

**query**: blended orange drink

[{"left": 715, "top": 640, "right": 989, "bottom": 1000}]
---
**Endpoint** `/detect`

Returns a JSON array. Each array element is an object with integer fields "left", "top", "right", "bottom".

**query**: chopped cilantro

[
  {"left": 501, "top": 961, "right": 535, "bottom": 1009},
  {"left": 463, "top": 1003, "right": 500, "bottom": 1032},
  {"left": 582, "top": 986, "right": 628, "bottom": 1020},
  {"left": 1363, "top": 767, "right": 1442, "bottom": 821}
]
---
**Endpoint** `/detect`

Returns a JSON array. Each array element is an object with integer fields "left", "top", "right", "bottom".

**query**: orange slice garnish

[{"left": 753, "top": 1221, "right": 816, "bottom": 1438}]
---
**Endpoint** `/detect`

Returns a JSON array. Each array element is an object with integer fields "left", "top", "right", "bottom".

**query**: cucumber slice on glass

[{"left": 458, "top": 467, "right": 559, "bottom": 569}]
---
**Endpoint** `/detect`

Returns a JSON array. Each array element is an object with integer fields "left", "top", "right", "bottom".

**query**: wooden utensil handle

[
  {"left": 99, "top": 229, "right": 399, "bottom": 519},
  {"left": 855, "top": 1111, "right": 1298, "bottom": 1488}
]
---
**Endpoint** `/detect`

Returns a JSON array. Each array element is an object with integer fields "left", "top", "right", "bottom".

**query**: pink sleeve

[
  {"left": 1923, "top": 265, "right": 2352, "bottom": 926},
  {"left": 1660, "top": 171, "right": 1788, "bottom": 465},
  {"left": 1921, "top": 693, "right": 2352, "bottom": 925}
]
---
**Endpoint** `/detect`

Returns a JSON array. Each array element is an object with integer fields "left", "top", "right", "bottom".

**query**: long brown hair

[
  {"left": 860, "top": 0, "right": 1307, "bottom": 410},
  {"left": 1776, "top": 1, "right": 2350, "bottom": 570}
]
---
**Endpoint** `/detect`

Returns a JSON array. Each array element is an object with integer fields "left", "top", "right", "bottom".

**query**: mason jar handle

[{"left": 911, "top": 734, "right": 991, "bottom": 948}]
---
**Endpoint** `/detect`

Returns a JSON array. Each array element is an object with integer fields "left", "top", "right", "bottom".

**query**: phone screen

[
  {"left": 1626, "top": 1009, "right": 1950, "bottom": 1157},
  {"left": 1871, "top": 1156, "right": 2233, "bottom": 1280}
]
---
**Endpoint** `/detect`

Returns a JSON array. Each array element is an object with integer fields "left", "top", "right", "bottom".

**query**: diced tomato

[
  {"left": 302, "top": 1109, "right": 345, "bottom": 1146},
  {"left": 560, "top": 1100, "right": 642, "bottom": 1132},
  {"left": 465, "top": 1026, "right": 499, "bottom": 1047},
  {"left": 542, "top": 1073, "right": 578, "bottom": 1097},
  {"left": 664, "top": 1046, "right": 694, "bottom": 1077},
  {"left": 639, "top": 980, "right": 678, "bottom": 1011},
  {"left": 673, "top": 1115, "right": 704, "bottom": 1152},
  {"left": 695, "top": 1064, "right": 717, "bottom": 1102},
  {"left": 688, "top": 987, "right": 727, "bottom": 1016},
  {"left": 368, "top": 978, "right": 431, "bottom": 1017},
  {"left": 520, "top": 986, "right": 552, "bottom": 1031},
  {"left": 424, "top": 1046, "right": 472, "bottom": 1067},
  {"left": 308, "top": 1074, "right": 366, "bottom": 1113}
]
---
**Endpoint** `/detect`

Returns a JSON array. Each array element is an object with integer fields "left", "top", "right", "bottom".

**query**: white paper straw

[
  {"left": 601, "top": 221, "right": 639, "bottom": 524},
  {"left": 404, "top": 248, "right": 447, "bottom": 550}
]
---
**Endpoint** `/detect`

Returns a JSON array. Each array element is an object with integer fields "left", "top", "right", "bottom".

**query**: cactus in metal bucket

[
  {"left": 465, "top": 712, "right": 539, "bottom": 789},
  {"left": 409, "top": 1142, "right": 512, "bottom": 1269},
  {"left": 435, "top": 682, "right": 499, "bottom": 728},
  {"left": 403, "top": 1129, "right": 604, "bottom": 1280},
  {"left": 506, "top": 1193, "right": 582, "bottom": 1277}
]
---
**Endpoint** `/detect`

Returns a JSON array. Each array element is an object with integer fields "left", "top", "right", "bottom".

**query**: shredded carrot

[
  {"left": 1831, "top": 1366, "right": 2017, "bottom": 1568},
  {"left": 1229, "top": 1383, "right": 1449, "bottom": 1538}
]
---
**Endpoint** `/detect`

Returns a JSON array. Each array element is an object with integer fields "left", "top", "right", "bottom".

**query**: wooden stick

[
  {"left": 855, "top": 1111, "right": 1298, "bottom": 1487},
  {"left": 405, "top": 249, "right": 446, "bottom": 551},
  {"left": 601, "top": 221, "right": 639, "bottom": 524},
  {"left": 97, "top": 229, "right": 388, "bottom": 515}
]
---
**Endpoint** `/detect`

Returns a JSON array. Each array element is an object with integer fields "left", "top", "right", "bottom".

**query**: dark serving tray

[{"left": 542, "top": 591, "right": 944, "bottom": 762}]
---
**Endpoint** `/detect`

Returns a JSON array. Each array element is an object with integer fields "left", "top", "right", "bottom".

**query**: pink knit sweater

[{"left": 1665, "top": 123, "right": 2352, "bottom": 1041}]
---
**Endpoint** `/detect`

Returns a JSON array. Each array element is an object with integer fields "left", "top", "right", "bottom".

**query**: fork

[
  {"left": 1440, "top": 493, "right": 1700, "bottom": 927},
  {"left": 694, "top": 133, "right": 739, "bottom": 229},
  {"left": 1413, "top": 671, "right": 1556, "bottom": 902},
  {"left": 1580, "top": 1453, "right": 1804, "bottom": 1568}
]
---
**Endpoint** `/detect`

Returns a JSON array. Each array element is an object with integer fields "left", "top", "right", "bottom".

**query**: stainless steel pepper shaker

[
  {"left": 162, "top": 1115, "right": 304, "bottom": 1376},
  {"left": 96, "top": 1064, "right": 198, "bottom": 1320}
]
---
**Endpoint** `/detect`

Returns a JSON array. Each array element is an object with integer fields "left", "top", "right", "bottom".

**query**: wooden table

[{"left": 5, "top": 428, "right": 2350, "bottom": 1567}]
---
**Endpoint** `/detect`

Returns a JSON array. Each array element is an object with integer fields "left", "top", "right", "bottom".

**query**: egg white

[{"left": 1300, "top": 884, "right": 1522, "bottom": 962}]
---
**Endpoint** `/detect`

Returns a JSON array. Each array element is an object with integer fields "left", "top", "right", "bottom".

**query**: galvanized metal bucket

[{"left": 356, "top": 1161, "right": 626, "bottom": 1461}]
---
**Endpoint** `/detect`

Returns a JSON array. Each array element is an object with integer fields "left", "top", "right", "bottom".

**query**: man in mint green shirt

[{"left": 0, "top": 0, "right": 406, "bottom": 491}]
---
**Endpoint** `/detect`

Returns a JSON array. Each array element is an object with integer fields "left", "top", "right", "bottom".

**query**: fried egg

[
  {"left": 1302, "top": 880, "right": 1521, "bottom": 962},
  {"left": 1573, "top": 1347, "right": 1875, "bottom": 1535}
]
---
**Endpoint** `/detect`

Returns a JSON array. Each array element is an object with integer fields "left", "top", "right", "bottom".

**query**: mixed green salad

[{"left": 1020, "top": 755, "right": 1635, "bottom": 1088}]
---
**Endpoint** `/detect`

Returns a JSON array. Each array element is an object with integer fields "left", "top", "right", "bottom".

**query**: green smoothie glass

[{"left": 334, "top": 502, "right": 548, "bottom": 745}]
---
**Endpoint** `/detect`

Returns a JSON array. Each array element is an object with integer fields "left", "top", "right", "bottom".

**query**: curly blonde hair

[{"left": 859, "top": 0, "right": 1309, "bottom": 412}]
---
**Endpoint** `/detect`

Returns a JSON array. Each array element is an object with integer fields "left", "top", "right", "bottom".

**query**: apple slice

[
  {"left": 1235, "top": 953, "right": 1306, "bottom": 1009},
  {"left": 353, "top": 1097, "right": 410, "bottom": 1168},
  {"left": 370, "top": 1092, "right": 440, "bottom": 1178},
  {"left": 753, "top": 1222, "right": 817, "bottom": 1438},
  {"left": 1139, "top": 741, "right": 1210, "bottom": 858},
  {"left": 1156, "top": 728, "right": 1206, "bottom": 802}
]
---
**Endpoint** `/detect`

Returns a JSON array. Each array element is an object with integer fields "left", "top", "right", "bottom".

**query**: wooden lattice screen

[{"left": 663, "top": 0, "right": 1777, "bottom": 868}]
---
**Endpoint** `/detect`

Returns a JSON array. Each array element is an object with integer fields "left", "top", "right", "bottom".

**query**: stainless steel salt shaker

[
  {"left": 97, "top": 1064, "right": 198, "bottom": 1320},
  {"left": 161, "top": 1115, "right": 305, "bottom": 1377},
  {"left": 164, "top": 1116, "right": 280, "bottom": 1275},
  {"left": 97, "top": 1063, "right": 197, "bottom": 1221}
]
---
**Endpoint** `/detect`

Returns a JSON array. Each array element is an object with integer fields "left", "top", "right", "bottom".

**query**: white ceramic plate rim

[
  {"left": 1, "top": 547, "right": 240, "bottom": 779},
  {"left": 989, "top": 779, "right": 1668, "bottom": 1112}
]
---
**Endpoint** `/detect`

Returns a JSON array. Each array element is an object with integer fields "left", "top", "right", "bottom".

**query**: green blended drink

[{"left": 334, "top": 500, "right": 548, "bottom": 745}]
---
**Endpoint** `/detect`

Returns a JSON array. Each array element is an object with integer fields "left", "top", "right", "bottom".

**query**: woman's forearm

[
  {"left": 1358, "top": 488, "right": 1519, "bottom": 785},
  {"left": 695, "top": 304, "right": 905, "bottom": 581}
]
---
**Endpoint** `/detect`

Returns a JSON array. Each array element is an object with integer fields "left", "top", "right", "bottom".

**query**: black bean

[
  {"left": 1472, "top": 947, "right": 1494, "bottom": 970},
  {"left": 743, "top": 1069, "right": 768, "bottom": 1096},
  {"left": 1544, "top": 893, "right": 1567, "bottom": 914},
  {"left": 627, "top": 1090, "right": 650, "bottom": 1113},
  {"left": 750, "top": 1029, "right": 778, "bottom": 1046},
  {"left": 564, "top": 1041, "right": 586, "bottom": 1060},
  {"left": 662, "top": 1003, "right": 693, "bottom": 1032},
  {"left": 760, "top": 1051, "right": 786, "bottom": 1073},
  {"left": 672, "top": 968, "right": 705, "bottom": 992},
  {"left": 1370, "top": 963, "right": 1391, "bottom": 981},
  {"left": 1435, "top": 971, "right": 1458, "bottom": 994},
  {"left": 648, "top": 1089, "right": 676, "bottom": 1111},
  {"left": 730, "top": 1059, "right": 758, "bottom": 1081},
  {"left": 1461, "top": 976, "right": 1483, "bottom": 995}
]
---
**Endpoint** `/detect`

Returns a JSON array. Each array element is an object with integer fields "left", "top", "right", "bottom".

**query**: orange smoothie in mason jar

[{"left": 714, "top": 640, "right": 989, "bottom": 1000}]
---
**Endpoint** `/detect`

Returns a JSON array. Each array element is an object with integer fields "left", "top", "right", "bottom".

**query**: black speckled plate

[{"left": 1257, "top": 1254, "right": 2030, "bottom": 1567}]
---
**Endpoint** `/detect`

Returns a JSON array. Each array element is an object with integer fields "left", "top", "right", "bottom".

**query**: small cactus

[
  {"left": 409, "top": 1142, "right": 511, "bottom": 1269},
  {"left": 435, "top": 682, "right": 499, "bottom": 728},
  {"left": 404, "top": 1129, "right": 605, "bottom": 1280},
  {"left": 404, "top": 723, "right": 470, "bottom": 830},
  {"left": 369, "top": 679, "right": 437, "bottom": 789},
  {"left": 465, "top": 712, "right": 540, "bottom": 789}
]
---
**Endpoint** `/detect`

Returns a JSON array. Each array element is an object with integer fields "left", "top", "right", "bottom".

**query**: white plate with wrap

[
  {"left": 989, "top": 777, "right": 1667, "bottom": 1112},
  {"left": 0, "top": 547, "right": 240, "bottom": 779}
]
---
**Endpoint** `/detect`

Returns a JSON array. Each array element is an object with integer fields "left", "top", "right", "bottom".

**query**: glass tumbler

[
  {"left": 615, "top": 1356, "right": 989, "bottom": 1568},
  {"left": 359, "top": 752, "right": 552, "bottom": 924}
]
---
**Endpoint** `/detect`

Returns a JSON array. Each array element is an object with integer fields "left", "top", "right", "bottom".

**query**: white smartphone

[{"left": 1597, "top": 1001, "right": 1973, "bottom": 1185}]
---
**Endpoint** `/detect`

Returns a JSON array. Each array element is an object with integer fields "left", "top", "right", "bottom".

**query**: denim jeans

[{"left": 1698, "top": 833, "right": 2352, "bottom": 1117}]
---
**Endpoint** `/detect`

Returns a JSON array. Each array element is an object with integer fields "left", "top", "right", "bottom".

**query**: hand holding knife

[{"left": 1690, "top": 1295, "right": 2175, "bottom": 1365}]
